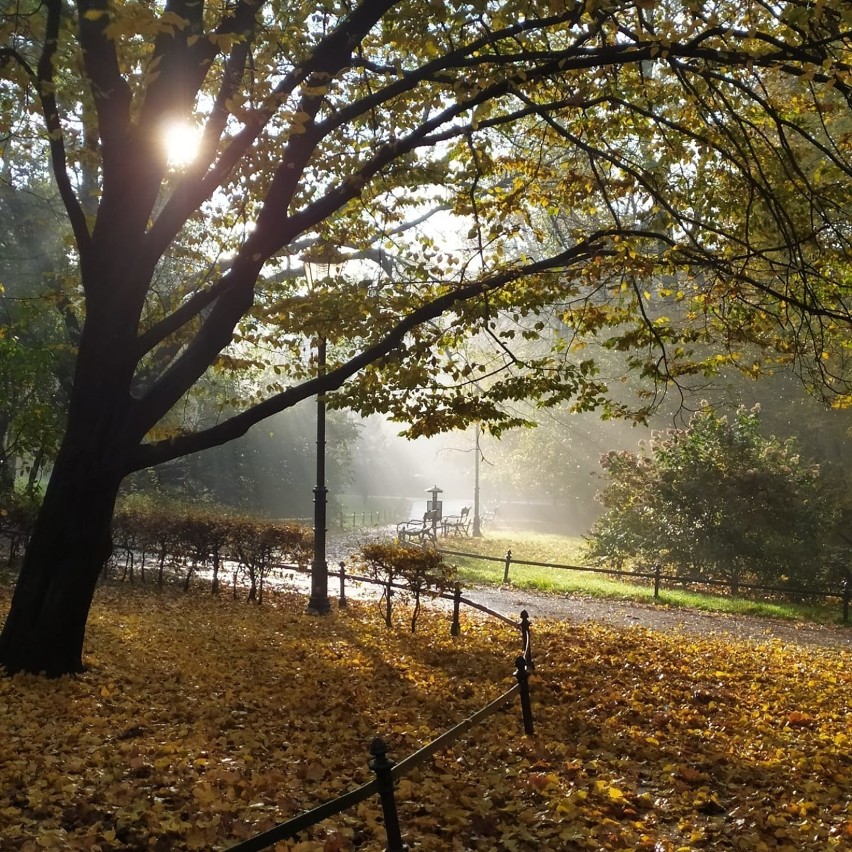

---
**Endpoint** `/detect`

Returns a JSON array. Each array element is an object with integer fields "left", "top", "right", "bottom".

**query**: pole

[
  {"left": 308, "top": 337, "right": 330, "bottom": 614},
  {"left": 502, "top": 549, "right": 512, "bottom": 584},
  {"left": 369, "top": 738, "right": 406, "bottom": 852},
  {"left": 514, "top": 656, "right": 534, "bottom": 737},
  {"left": 472, "top": 426, "right": 482, "bottom": 537},
  {"left": 451, "top": 583, "right": 461, "bottom": 636},
  {"left": 339, "top": 561, "right": 347, "bottom": 608}
]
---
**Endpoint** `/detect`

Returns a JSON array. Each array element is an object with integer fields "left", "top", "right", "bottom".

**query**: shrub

[
  {"left": 226, "top": 518, "right": 313, "bottom": 604},
  {"left": 358, "top": 541, "right": 455, "bottom": 630},
  {"left": 0, "top": 491, "right": 40, "bottom": 565},
  {"left": 585, "top": 405, "right": 838, "bottom": 595}
]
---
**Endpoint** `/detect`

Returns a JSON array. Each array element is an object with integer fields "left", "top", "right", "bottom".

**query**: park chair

[
  {"left": 396, "top": 511, "right": 438, "bottom": 545},
  {"left": 442, "top": 507, "right": 472, "bottom": 537}
]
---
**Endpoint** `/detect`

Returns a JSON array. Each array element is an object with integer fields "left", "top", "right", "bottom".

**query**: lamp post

[
  {"left": 472, "top": 425, "right": 482, "bottom": 537},
  {"left": 303, "top": 255, "right": 340, "bottom": 615},
  {"left": 307, "top": 335, "right": 330, "bottom": 614}
]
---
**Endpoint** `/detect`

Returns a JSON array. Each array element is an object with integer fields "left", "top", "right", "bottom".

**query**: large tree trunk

[
  {"left": 0, "top": 325, "right": 134, "bottom": 676},
  {"left": 0, "top": 442, "right": 124, "bottom": 675}
]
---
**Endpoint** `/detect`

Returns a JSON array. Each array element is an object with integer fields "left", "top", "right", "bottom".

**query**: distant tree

[
  {"left": 124, "top": 402, "right": 359, "bottom": 518},
  {"left": 693, "top": 369, "right": 852, "bottom": 562},
  {"left": 0, "top": 329, "right": 63, "bottom": 493},
  {"left": 585, "top": 406, "right": 838, "bottom": 594},
  {"left": 0, "top": 178, "right": 74, "bottom": 493}
]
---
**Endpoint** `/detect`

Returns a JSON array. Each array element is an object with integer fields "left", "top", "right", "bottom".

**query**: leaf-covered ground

[{"left": 0, "top": 583, "right": 849, "bottom": 851}]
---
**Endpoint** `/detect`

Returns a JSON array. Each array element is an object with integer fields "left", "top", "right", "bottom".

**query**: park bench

[
  {"left": 396, "top": 511, "right": 438, "bottom": 545},
  {"left": 442, "top": 507, "right": 472, "bottom": 537}
]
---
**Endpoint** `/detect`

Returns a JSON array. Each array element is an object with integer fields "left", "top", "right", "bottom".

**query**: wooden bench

[
  {"left": 396, "top": 511, "right": 438, "bottom": 545},
  {"left": 442, "top": 507, "right": 472, "bottom": 537}
]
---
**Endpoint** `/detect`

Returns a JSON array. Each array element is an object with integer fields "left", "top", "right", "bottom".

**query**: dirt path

[
  {"left": 326, "top": 527, "right": 851, "bottom": 651},
  {"left": 457, "top": 584, "right": 851, "bottom": 651}
]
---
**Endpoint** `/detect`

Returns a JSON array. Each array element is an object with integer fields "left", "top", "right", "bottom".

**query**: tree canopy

[
  {"left": 2, "top": 0, "right": 851, "bottom": 458},
  {"left": 1, "top": 0, "right": 852, "bottom": 674}
]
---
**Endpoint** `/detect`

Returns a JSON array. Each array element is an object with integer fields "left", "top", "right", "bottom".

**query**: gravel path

[
  {"left": 455, "top": 584, "right": 851, "bottom": 651},
  {"left": 325, "top": 527, "right": 851, "bottom": 652}
]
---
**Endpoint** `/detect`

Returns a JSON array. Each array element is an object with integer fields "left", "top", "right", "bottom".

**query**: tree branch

[
  {"left": 126, "top": 234, "right": 616, "bottom": 470},
  {"left": 35, "top": 0, "right": 91, "bottom": 256}
]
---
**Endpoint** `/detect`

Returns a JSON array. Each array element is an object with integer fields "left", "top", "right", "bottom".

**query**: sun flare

[{"left": 162, "top": 121, "right": 201, "bottom": 167}]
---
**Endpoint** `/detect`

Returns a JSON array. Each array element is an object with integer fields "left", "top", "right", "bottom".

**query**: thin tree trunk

[
  {"left": 211, "top": 549, "right": 220, "bottom": 594},
  {"left": 25, "top": 446, "right": 47, "bottom": 495}
]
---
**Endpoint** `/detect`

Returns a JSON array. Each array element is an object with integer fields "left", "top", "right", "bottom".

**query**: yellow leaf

[{"left": 303, "top": 762, "right": 326, "bottom": 782}]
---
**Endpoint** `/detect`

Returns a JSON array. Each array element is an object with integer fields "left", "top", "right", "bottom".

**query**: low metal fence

[
  {"left": 331, "top": 560, "right": 533, "bottom": 642},
  {"left": 228, "top": 611, "right": 534, "bottom": 852},
  {"left": 337, "top": 509, "right": 395, "bottom": 529},
  {"left": 439, "top": 548, "right": 852, "bottom": 624}
]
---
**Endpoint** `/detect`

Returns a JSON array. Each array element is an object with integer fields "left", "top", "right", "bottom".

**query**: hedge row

[
  {"left": 0, "top": 496, "right": 454, "bottom": 618},
  {"left": 110, "top": 504, "right": 313, "bottom": 602}
]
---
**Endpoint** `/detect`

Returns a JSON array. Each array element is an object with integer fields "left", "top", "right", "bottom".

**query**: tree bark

[
  {"left": 0, "top": 335, "right": 132, "bottom": 675},
  {"left": 0, "top": 454, "right": 122, "bottom": 675}
]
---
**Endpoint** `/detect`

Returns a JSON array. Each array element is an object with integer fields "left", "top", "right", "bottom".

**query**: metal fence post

[
  {"left": 502, "top": 549, "right": 512, "bottom": 584},
  {"left": 514, "top": 656, "right": 534, "bottom": 737},
  {"left": 369, "top": 738, "right": 406, "bottom": 852},
  {"left": 653, "top": 563, "right": 661, "bottom": 599},
  {"left": 519, "top": 610, "right": 533, "bottom": 670},
  {"left": 339, "top": 561, "right": 347, "bottom": 608},
  {"left": 451, "top": 583, "right": 462, "bottom": 636}
]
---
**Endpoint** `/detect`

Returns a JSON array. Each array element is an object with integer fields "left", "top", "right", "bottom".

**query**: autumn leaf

[{"left": 0, "top": 584, "right": 848, "bottom": 850}]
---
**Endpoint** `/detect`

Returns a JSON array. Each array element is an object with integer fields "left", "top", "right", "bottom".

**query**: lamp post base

[
  {"left": 307, "top": 560, "right": 331, "bottom": 614},
  {"left": 307, "top": 590, "right": 331, "bottom": 615}
]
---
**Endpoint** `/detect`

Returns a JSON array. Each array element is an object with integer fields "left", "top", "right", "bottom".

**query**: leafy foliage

[
  {"left": 585, "top": 406, "right": 840, "bottom": 592},
  {"left": 357, "top": 541, "right": 455, "bottom": 631},
  {"left": 3, "top": 0, "right": 851, "bottom": 462},
  {"left": 0, "top": 586, "right": 849, "bottom": 850},
  {"left": 4, "top": 0, "right": 852, "bottom": 674},
  {"left": 110, "top": 500, "right": 312, "bottom": 599},
  {"left": 0, "top": 491, "right": 40, "bottom": 565}
]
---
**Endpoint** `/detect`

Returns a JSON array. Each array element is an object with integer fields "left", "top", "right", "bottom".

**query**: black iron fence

[
  {"left": 332, "top": 559, "right": 531, "bottom": 636},
  {"left": 439, "top": 547, "right": 852, "bottom": 624},
  {"left": 228, "top": 612, "right": 534, "bottom": 852},
  {"left": 336, "top": 509, "right": 395, "bottom": 529}
]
